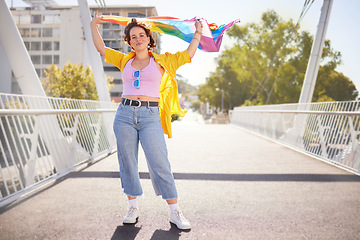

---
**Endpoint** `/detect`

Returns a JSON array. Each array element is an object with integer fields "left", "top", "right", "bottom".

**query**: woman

[{"left": 90, "top": 16, "right": 203, "bottom": 230}]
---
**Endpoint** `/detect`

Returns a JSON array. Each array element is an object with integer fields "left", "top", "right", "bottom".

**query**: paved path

[{"left": 1, "top": 111, "right": 359, "bottom": 240}]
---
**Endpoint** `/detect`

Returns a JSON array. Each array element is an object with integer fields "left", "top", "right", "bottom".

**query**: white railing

[
  {"left": 230, "top": 101, "right": 360, "bottom": 175},
  {"left": 0, "top": 93, "right": 118, "bottom": 207}
]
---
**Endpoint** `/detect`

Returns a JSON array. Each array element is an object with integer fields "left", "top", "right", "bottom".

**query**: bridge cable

[{"left": 266, "top": 0, "right": 315, "bottom": 104}]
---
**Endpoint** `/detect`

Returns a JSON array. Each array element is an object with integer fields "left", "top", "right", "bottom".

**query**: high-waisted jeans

[{"left": 113, "top": 102, "right": 178, "bottom": 200}]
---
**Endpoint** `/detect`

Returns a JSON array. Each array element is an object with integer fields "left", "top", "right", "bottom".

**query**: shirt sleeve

[
  {"left": 163, "top": 49, "right": 191, "bottom": 71},
  {"left": 104, "top": 48, "right": 125, "bottom": 69}
]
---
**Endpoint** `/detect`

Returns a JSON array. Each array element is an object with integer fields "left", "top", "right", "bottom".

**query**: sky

[{"left": 7, "top": 0, "right": 360, "bottom": 92}]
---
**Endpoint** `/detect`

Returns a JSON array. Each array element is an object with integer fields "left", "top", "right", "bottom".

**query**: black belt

[{"left": 121, "top": 98, "right": 159, "bottom": 108}]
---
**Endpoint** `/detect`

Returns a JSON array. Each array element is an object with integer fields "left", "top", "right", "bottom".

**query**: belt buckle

[{"left": 132, "top": 99, "right": 141, "bottom": 108}]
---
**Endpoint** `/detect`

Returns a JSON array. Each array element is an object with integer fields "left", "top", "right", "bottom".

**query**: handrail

[
  {"left": 0, "top": 93, "right": 118, "bottom": 207},
  {"left": 230, "top": 100, "right": 360, "bottom": 175},
  {"left": 0, "top": 109, "right": 117, "bottom": 116},
  {"left": 231, "top": 109, "right": 360, "bottom": 116}
]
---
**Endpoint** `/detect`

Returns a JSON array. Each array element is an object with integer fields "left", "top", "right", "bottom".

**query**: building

[{"left": 6, "top": 1, "right": 159, "bottom": 102}]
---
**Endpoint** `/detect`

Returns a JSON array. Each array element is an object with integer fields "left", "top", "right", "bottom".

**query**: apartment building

[{"left": 8, "top": 1, "right": 159, "bottom": 102}]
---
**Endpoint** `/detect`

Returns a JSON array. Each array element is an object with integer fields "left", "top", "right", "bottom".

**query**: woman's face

[{"left": 129, "top": 26, "right": 150, "bottom": 51}]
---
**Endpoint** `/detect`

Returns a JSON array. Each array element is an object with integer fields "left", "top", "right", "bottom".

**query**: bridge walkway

[{"left": 0, "top": 111, "right": 359, "bottom": 239}]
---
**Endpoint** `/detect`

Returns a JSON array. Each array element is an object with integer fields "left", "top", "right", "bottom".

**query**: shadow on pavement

[
  {"left": 69, "top": 171, "right": 360, "bottom": 182},
  {"left": 110, "top": 223, "right": 189, "bottom": 240},
  {"left": 150, "top": 223, "right": 190, "bottom": 240},
  {"left": 111, "top": 224, "right": 141, "bottom": 240}
]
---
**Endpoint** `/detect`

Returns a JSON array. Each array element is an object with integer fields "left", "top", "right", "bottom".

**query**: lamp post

[
  {"left": 215, "top": 88, "right": 224, "bottom": 113},
  {"left": 228, "top": 82, "right": 232, "bottom": 110}
]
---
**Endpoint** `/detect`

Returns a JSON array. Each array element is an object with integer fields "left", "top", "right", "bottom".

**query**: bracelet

[
  {"left": 193, "top": 37, "right": 201, "bottom": 42},
  {"left": 195, "top": 31, "right": 202, "bottom": 35}
]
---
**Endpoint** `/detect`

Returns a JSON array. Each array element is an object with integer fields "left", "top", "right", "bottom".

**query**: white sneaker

[
  {"left": 123, "top": 207, "right": 139, "bottom": 224},
  {"left": 169, "top": 209, "right": 191, "bottom": 230}
]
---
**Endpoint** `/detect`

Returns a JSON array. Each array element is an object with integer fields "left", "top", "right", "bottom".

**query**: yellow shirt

[{"left": 105, "top": 48, "right": 191, "bottom": 138}]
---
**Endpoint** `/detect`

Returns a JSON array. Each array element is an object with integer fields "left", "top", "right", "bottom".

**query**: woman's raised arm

[
  {"left": 187, "top": 19, "right": 203, "bottom": 58},
  {"left": 90, "top": 16, "right": 107, "bottom": 56}
]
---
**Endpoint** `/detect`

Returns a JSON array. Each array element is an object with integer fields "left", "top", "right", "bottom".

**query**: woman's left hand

[{"left": 195, "top": 19, "right": 203, "bottom": 33}]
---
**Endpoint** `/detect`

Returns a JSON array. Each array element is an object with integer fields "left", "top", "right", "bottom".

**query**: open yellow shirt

[{"left": 105, "top": 48, "right": 191, "bottom": 138}]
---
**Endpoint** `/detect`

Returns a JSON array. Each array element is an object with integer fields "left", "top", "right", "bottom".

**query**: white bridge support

[
  {"left": 77, "top": 0, "right": 111, "bottom": 103},
  {"left": 292, "top": 0, "right": 334, "bottom": 152},
  {"left": 0, "top": 1, "right": 46, "bottom": 97},
  {"left": 77, "top": 0, "right": 114, "bottom": 147},
  {"left": 299, "top": 0, "right": 333, "bottom": 104},
  {"left": 0, "top": 1, "right": 76, "bottom": 186}
]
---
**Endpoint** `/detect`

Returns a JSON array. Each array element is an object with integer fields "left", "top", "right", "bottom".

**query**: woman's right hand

[{"left": 91, "top": 16, "right": 102, "bottom": 25}]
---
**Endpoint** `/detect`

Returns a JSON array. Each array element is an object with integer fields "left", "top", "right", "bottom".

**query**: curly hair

[{"left": 124, "top": 18, "right": 156, "bottom": 50}]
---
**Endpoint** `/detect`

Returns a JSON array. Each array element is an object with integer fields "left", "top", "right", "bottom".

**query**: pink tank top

[{"left": 122, "top": 57, "right": 162, "bottom": 98}]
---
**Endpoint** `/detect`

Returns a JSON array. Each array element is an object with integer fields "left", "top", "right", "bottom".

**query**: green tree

[
  {"left": 42, "top": 61, "right": 114, "bottom": 100},
  {"left": 314, "top": 66, "right": 358, "bottom": 101},
  {"left": 198, "top": 10, "right": 358, "bottom": 110}
]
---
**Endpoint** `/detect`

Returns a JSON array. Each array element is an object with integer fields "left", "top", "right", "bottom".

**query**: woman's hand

[
  {"left": 187, "top": 19, "right": 203, "bottom": 58},
  {"left": 91, "top": 16, "right": 102, "bottom": 26},
  {"left": 194, "top": 19, "right": 203, "bottom": 34}
]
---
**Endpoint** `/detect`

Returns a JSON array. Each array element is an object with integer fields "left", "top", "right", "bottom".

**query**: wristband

[{"left": 195, "top": 31, "right": 203, "bottom": 35}]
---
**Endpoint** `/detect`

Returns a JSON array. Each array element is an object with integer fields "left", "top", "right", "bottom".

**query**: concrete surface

[{"left": 0, "top": 111, "right": 359, "bottom": 240}]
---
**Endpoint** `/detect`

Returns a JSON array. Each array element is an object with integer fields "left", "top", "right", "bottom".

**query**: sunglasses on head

[{"left": 132, "top": 70, "right": 140, "bottom": 88}]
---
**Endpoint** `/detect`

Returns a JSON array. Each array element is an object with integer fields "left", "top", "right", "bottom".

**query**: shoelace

[
  {"left": 126, "top": 207, "right": 138, "bottom": 218},
  {"left": 174, "top": 210, "right": 188, "bottom": 222}
]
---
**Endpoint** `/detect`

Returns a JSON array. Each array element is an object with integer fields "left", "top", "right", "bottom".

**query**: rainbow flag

[{"left": 100, "top": 16, "right": 240, "bottom": 52}]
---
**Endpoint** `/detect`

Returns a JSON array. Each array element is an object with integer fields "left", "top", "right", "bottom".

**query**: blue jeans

[{"left": 113, "top": 102, "right": 178, "bottom": 200}]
